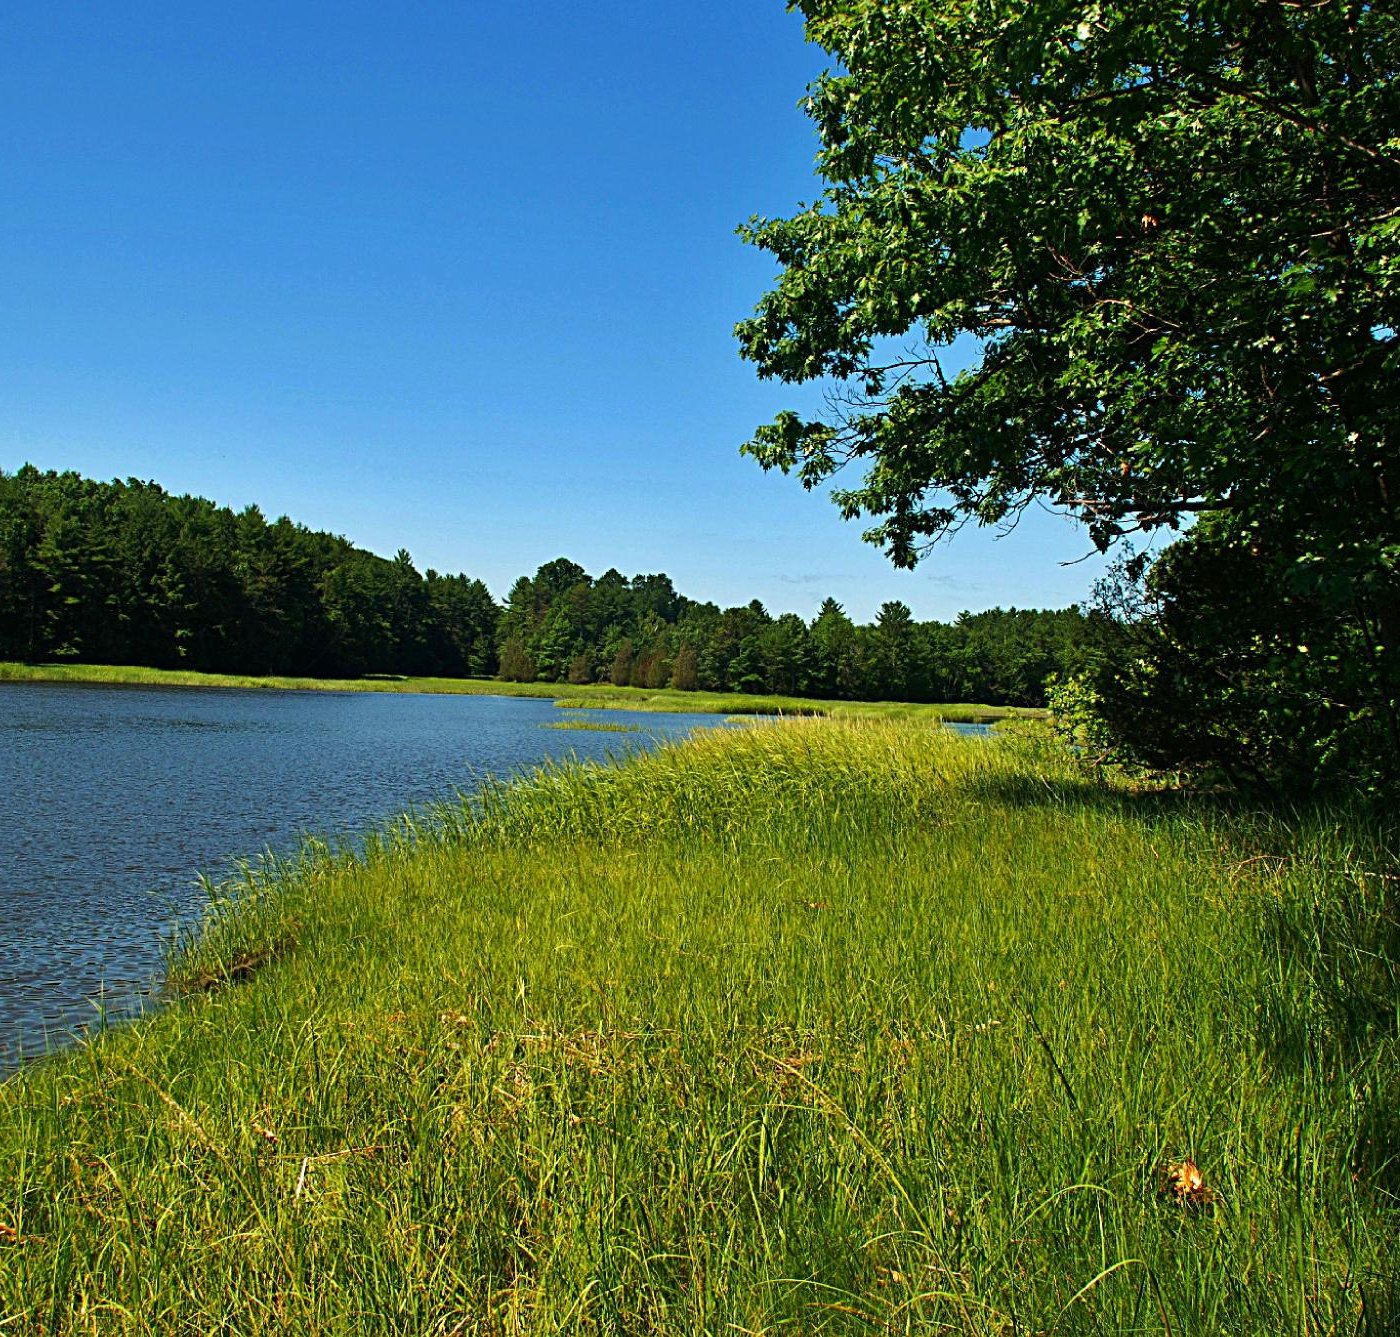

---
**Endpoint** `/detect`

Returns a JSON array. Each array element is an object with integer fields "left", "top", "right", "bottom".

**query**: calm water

[{"left": 0, "top": 682, "right": 739, "bottom": 1068}]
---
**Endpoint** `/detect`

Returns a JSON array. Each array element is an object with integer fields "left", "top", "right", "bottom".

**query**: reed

[{"left": 0, "top": 720, "right": 1393, "bottom": 1334}]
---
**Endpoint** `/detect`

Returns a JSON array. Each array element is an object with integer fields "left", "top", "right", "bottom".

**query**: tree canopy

[
  {"left": 0, "top": 466, "right": 499, "bottom": 680},
  {"left": 738, "top": 0, "right": 1399, "bottom": 786},
  {"left": 739, "top": 0, "right": 1397, "bottom": 557}
]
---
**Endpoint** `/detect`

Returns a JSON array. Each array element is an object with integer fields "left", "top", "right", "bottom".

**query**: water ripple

[{"left": 1, "top": 683, "right": 728, "bottom": 1070}]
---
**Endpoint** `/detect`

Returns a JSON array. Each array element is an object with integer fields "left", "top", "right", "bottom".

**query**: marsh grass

[
  {"left": 1, "top": 721, "right": 1394, "bottom": 1334},
  {"left": 0, "top": 659, "right": 1022, "bottom": 723},
  {"left": 540, "top": 720, "right": 647, "bottom": 734}
]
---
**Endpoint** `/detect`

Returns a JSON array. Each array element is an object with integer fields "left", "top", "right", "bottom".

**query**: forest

[{"left": 0, "top": 464, "right": 1086, "bottom": 706}]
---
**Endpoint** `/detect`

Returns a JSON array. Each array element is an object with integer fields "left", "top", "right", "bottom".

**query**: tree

[
  {"left": 610, "top": 637, "right": 635, "bottom": 687},
  {"left": 0, "top": 465, "right": 507, "bottom": 680},
  {"left": 532, "top": 558, "right": 589, "bottom": 610},
  {"left": 1067, "top": 523, "right": 1396, "bottom": 789},
  {"left": 566, "top": 651, "right": 594, "bottom": 685},
  {"left": 425, "top": 572, "right": 499, "bottom": 676},
  {"left": 710, "top": 602, "right": 772, "bottom": 691},
  {"left": 670, "top": 641, "right": 700, "bottom": 692},
  {"left": 0, "top": 468, "right": 1093, "bottom": 709},
  {"left": 739, "top": 1, "right": 1399, "bottom": 782},
  {"left": 320, "top": 555, "right": 394, "bottom": 676},
  {"left": 0, "top": 481, "right": 35, "bottom": 659},
  {"left": 532, "top": 604, "right": 584, "bottom": 682},
  {"left": 498, "top": 635, "right": 536, "bottom": 683},
  {"left": 729, "top": 635, "right": 767, "bottom": 694},
  {"left": 630, "top": 573, "right": 680, "bottom": 623},
  {"left": 810, "top": 597, "right": 863, "bottom": 697},
  {"left": 386, "top": 549, "right": 430, "bottom": 673},
  {"left": 869, "top": 600, "right": 915, "bottom": 700},
  {"left": 760, "top": 613, "right": 813, "bottom": 695}
]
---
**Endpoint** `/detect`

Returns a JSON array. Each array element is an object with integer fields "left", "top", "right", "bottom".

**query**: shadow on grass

[
  {"left": 1258, "top": 873, "right": 1399, "bottom": 1058},
  {"left": 954, "top": 766, "right": 1204, "bottom": 819},
  {"left": 1248, "top": 820, "right": 1400, "bottom": 1209},
  {"left": 1353, "top": 1060, "right": 1400, "bottom": 1209},
  {"left": 1357, "top": 1261, "right": 1400, "bottom": 1337},
  {"left": 968, "top": 750, "right": 1400, "bottom": 1213}
]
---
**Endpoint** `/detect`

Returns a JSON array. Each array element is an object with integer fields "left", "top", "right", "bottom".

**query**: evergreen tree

[{"left": 0, "top": 466, "right": 1091, "bottom": 707}]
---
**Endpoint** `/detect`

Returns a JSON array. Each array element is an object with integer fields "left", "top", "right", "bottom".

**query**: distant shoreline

[{"left": 0, "top": 660, "right": 1029, "bottom": 723}]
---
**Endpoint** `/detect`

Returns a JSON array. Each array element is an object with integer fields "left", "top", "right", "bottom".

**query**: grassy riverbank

[
  {"left": 2, "top": 721, "right": 1396, "bottom": 1333},
  {"left": 0, "top": 659, "right": 1024, "bottom": 723}
]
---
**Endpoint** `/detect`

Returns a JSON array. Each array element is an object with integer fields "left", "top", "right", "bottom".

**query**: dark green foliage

[
  {"left": 738, "top": 0, "right": 1400, "bottom": 788},
  {"left": 1058, "top": 520, "right": 1399, "bottom": 791},
  {"left": 0, "top": 466, "right": 499, "bottom": 678},
  {"left": 669, "top": 641, "right": 699, "bottom": 692},
  {"left": 609, "top": 637, "right": 635, "bottom": 688},
  {"left": 0, "top": 465, "right": 1090, "bottom": 704},
  {"left": 739, "top": 0, "right": 1398, "bottom": 560},
  {"left": 497, "top": 635, "right": 536, "bottom": 683},
  {"left": 492, "top": 556, "right": 1086, "bottom": 703}
]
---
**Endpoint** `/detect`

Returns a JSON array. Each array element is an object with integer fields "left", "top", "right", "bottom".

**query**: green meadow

[
  {"left": 0, "top": 659, "right": 1022, "bottom": 723},
  {"left": 1, "top": 720, "right": 1395, "bottom": 1333}
]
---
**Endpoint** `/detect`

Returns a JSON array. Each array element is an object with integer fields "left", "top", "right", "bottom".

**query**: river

[{"left": 0, "top": 681, "right": 743, "bottom": 1069}]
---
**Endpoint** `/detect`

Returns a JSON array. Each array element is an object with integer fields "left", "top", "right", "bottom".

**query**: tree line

[
  {"left": 495, "top": 557, "right": 1084, "bottom": 705},
  {"left": 0, "top": 466, "right": 499, "bottom": 680},
  {"left": 0, "top": 465, "right": 1086, "bottom": 705}
]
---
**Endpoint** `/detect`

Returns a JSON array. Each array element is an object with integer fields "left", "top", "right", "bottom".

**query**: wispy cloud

[{"left": 777, "top": 571, "right": 851, "bottom": 586}]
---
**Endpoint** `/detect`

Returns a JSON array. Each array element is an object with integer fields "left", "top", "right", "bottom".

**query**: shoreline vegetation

[
  {"left": 2, "top": 720, "right": 1395, "bottom": 1332},
  {"left": 0, "top": 660, "right": 1031, "bottom": 724}
]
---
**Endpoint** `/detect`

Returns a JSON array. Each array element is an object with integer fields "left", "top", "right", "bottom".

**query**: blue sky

[{"left": 1, "top": 0, "right": 1110, "bottom": 623}]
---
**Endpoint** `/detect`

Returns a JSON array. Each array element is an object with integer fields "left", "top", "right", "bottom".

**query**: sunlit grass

[
  {"left": 541, "top": 720, "right": 648, "bottom": 734},
  {"left": 0, "top": 720, "right": 1394, "bottom": 1333}
]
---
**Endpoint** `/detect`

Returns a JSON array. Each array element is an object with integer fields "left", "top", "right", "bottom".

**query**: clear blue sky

[{"left": 1, "top": 0, "right": 1110, "bottom": 623}]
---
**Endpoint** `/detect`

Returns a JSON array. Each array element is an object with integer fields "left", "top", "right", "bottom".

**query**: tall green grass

[{"left": 1, "top": 721, "right": 1394, "bottom": 1333}]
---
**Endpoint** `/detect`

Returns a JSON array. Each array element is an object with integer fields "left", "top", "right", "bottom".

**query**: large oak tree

[{"left": 739, "top": 0, "right": 1399, "bottom": 780}]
